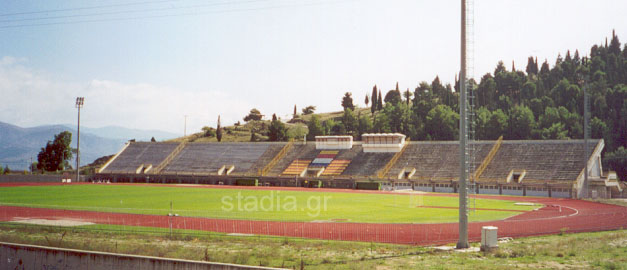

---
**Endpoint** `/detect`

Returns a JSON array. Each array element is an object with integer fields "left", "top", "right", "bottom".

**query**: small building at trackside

[
  {"left": 315, "top": 135, "right": 353, "bottom": 150},
  {"left": 362, "top": 133, "right": 406, "bottom": 153}
]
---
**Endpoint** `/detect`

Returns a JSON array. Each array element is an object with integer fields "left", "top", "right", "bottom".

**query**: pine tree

[
  {"left": 341, "top": 92, "right": 355, "bottom": 111},
  {"left": 377, "top": 91, "right": 383, "bottom": 111},
  {"left": 216, "top": 115, "right": 222, "bottom": 142},
  {"left": 371, "top": 85, "right": 378, "bottom": 114}
]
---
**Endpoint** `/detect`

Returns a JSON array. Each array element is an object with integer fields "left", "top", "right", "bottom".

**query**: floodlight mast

[
  {"left": 457, "top": 0, "right": 470, "bottom": 249},
  {"left": 76, "top": 97, "right": 84, "bottom": 182}
]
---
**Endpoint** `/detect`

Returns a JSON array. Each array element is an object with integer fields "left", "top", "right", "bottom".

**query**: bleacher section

[
  {"left": 282, "top": 159, "right": 311, "bottom": 176},
  {"left": 321, "top": 160, "right": 351, "bottom": 176},
  {"left": 268, "top": 143, "right": 318, "bottom": 176},
  {"left": 384, "top": 141, "right": 492, "bottom": 180},
  {"left": 342, "top": 152, "right": 395, "bottom": 177},
  {"left": 249, "top": 144, "right": 286, "bottom": 175},
  {"left": 479, "top": 140, "right": 592, "bottom": 182},
  {"left": 310, "top": 150, "right": 339, "bottom": 167},
  {"left": 162, "top": 143, "right": 271, "bottom": 175},
  {"left": 100, "top": 142, "right": 180, "bottom": 174}
]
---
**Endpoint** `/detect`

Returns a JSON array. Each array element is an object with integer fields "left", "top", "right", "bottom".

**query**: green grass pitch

[{"left": 0, "top": 184, "right": 538, "bottom": 223}]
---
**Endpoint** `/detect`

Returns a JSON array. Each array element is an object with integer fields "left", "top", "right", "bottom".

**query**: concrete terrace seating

[
  {"left": 388, "top": 141, "right": 492, "bottom": 180},
  {"left": 321, "top": 160, "right": 351, "bottom": 176},
  {"left": 282, "top": 159, "right": 311, "bottom": 176},
  {"left": 248, "top": 144, "right": 286, "bottom": 174},
  {"left": 162, "top": 143, "right": 271, "bottom": 175},
  {"left": 480, "top": 140, "right": 591, "bottom": 182},
  {"left": 102, "top": 142, "right": 179, "bottom": 174},
  {"left": 342, "top": 151, "right": 394, "bottom": 177}
]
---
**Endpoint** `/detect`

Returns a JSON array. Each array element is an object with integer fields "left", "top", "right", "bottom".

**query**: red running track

[{"left": 0, "top": 183, "right": 625, "bottom": 245}]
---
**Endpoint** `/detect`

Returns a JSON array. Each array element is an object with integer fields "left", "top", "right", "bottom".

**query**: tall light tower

[
  {"left": 457, "top": 0, "right": 470, "bottom": 249},
  {"left": 75, "top": 97, "right": 84, "bottom": 182}
]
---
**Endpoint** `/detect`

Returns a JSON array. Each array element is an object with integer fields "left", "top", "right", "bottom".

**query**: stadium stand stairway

[
  {"left": 100, "top": 142, "right": 180, "bottom": 174},
  {"left": 248, "top": 144, "right": 286, "bottom": 175}
]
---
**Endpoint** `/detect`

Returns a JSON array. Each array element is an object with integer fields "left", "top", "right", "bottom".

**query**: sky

[{"left": 1, "top": 0, "right": 626, "bottom": 135}]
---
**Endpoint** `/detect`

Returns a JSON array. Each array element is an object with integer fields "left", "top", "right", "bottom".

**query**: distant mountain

[
  {"left": 0, "top": 122, "right": 127, "bottom": 170},
  {"left": 62, "top": 124, "right": 179, "bottom": 141}
]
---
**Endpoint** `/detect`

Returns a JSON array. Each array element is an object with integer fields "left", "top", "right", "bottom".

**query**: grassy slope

[
  {"left": 0, "top": 223, "right": 624, "bottom": 269},
  {"left": 0, "top": 185, "right": 536, "bottom": 223},
  {"left": 166, "top": 107, "right": 373, "bottom": 143}
]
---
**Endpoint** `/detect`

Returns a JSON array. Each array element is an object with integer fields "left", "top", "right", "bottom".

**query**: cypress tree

[
  {"left": 216, "top": 115, "right": 222, "bottom": 142},
  {"left": 371, "top": 85, "right": 378, "bottom": 114},
  {"left": 377, "top": 91, "right": 383, "bottom": 111}
]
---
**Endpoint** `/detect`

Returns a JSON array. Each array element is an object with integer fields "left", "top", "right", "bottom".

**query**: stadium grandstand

[{"left": 96, "top": 134, "right": 624, "bottom": 199}]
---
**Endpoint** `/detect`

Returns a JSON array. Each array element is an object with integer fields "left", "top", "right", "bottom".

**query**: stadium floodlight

[
  {"left": 457, "top": 0, "right": 469, "bottom": 249},
  {"left": 76, "top": 97, "right": 84, "bottom": 183}
]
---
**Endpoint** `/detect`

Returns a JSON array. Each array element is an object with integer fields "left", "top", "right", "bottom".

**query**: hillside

[
  {"left": 167, "top": 107, "right": 373, "bottom": 143},
  {"left": 0, "top": 122, "right": 124, "bottom": 170}
]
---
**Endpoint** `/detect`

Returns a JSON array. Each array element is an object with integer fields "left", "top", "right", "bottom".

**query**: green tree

[
  {"left": 216, "top": 115, "right": 223, "bottom": 142},
  {"left": 3, "top": 165, "right": 9, "bottom": 175},
  {"left": 202, "top": 126, "right": 216, "bottom": 137},
  {"left": 306, "top": 115, "right": 324, "bottom": 140},
  {"left": 403, "top": 88, "right": 412, "bottom": 105},
  {"left": 590, "top": 117, "right": 608, "bottom": 139},
  {"left": 341, "top": 108, "right": 358, "bottom": 135},
  {"left": 250, "top": 131, "right": 258, "bottom": 142},
  {"left": 377, "top": 91, "right": 383, "bottom": 111},
  {"left": 302, "top": 105, "right": 316, "bottom": 115},
  {"left": 150, "top": 137, "right": 156, "bottom": 142},
  {"left": 521, "top": 81, "right": 537, "bottom": 103},
  {"left": 477, "top": 74, "right": 497, "bottom": 109},
  {"left": 364, "top": 94, "right": 369, "bottom": 107},
  {"left": 384, "top": 102, "right": 411, "bottom": 134},
  {"left": 341, "top": 92, "right": 355, "bottom": 111},
  {"left": 371, "top": 85, "right": 378, "bottom": 114},
  {"left": 541, "top": 122, "right": 569, "bottom": 139},
  {"left": 243, "top": 108, "right": 263, "bottom": 122},
  {"left": 486, "top": 109, "right": 508, "bottom": 139},
  {"left": 357, "top": 113, "right": 373, "bottom": 139},
  {"left": 384, "top": 89, "right": 401, "bottom": 105},
  {"left": 268, "top": 113, "right": 287, "bottom": 141},
  {"left": 425, "top": 104, "right": 459, "bottom": 140},
  {"left": 373, "top": 112, "right": 391, "bottom": 133},
  {"left": 507, "top": 105, "right": 535, "bottom": 139},
  {"left": 37, "top": 131, "right": 73, "bottom": 172},
  {"left": 526, "top": 56, "right": 538, "bottom": 75}
]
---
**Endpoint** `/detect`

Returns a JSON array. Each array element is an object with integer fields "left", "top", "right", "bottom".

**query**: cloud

[{"left": 0, "top": 56, "right": 252, "bottom": 134}]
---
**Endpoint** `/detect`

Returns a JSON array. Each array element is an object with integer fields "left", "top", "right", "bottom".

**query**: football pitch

[{"left": 0, "top": 184, "right": 538, "bottom": 223}]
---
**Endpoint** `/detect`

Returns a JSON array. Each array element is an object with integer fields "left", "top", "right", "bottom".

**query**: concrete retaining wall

[
  {"left": 0, "top": 175, "right": 65, "bottom": 183},
  {"left": 0, "top": 242, "right": 284, "bottom": 270}
]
